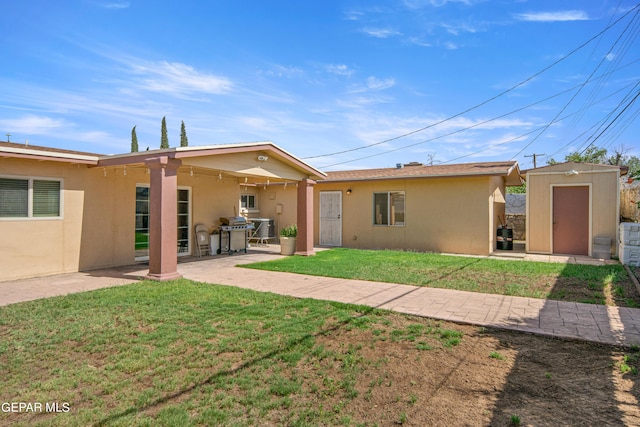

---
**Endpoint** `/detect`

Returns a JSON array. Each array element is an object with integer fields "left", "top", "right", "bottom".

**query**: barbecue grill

[{"left": 218, "top": 216, "right": 254, "bottom": 254}]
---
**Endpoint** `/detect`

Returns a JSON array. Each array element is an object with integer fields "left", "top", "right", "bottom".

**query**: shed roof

[
  {"left": 524, "top": 161, "right": 622, "bottom": 175},
  {"left": 324, "top": 161, "right": 522, "bottom": 185}
]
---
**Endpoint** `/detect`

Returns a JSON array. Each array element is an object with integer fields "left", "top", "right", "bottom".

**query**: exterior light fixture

[
  {"left": 565, "top": 170, "right": 579, "bottom": 176},
  {"left": 346, "top": 189, "right": 352, "bottom": 195},
  {"left": 257, "top": 155, "right": 269, "bottom": 162}
]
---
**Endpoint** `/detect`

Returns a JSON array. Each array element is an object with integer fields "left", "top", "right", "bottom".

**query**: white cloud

[
  {"left": 443, "top": 41, "right": 460, "bottom": 50},
  {"left": 99, "top": 1, "right": 130, "bottom": 9},
  {"left": 326, "top": 64, "right": 355, "bottom": 77},
  {"left": 366, "top": 77, "right": 396, "bottom": 91},
  {"left": 0, "top": 115, "right": 65, "bottom": 135},
  {"left": 514, "top": 10, "right": 589, "bottom": 22},
  {"left": 362, "top": 28, "right": 402, "bottom": 38},
  {"left": 344, "top": 10, "right": 364, "bottom": 21},
  {"left": 130, "top": 61, "right": 233, "bottom": 96},
  {"left": 264, "top": 65, "right": 303, "bottom": 78}
]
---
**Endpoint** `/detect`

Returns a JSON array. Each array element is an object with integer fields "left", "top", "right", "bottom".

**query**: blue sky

[{"left": 1, "top": 0, "right": 639, "bottom": 171}]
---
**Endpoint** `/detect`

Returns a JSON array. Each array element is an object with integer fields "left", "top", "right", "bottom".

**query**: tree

[
  {"left": 180, "top": 121, "right": 189, "bottom": 147},
  {"left": 547, "top": 144, "right": 640, "bottom": 177},
  {"left": 507, "top": 183, "right": 526, "bottom": 194},
  {"left": 130, "top": 125, "right": 139, "bottom": 153},
  {"left": 547, "top": 145, "right": 608, "bottom": 165},
  {"left": 160, "top": 116, "right": 169, "bottom": 149}
]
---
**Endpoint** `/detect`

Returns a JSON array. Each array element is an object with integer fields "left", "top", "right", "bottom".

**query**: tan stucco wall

[
  {"left": 0, "top": 159, "right": 253, "bottom": 281},
  {"left": 312, "top": 175, "right": 503, "bottom": 256},
  {"left": 257, "top": 185, "right": 298, "bottom": 238},
  {"left": 0, "top": 158, "right": 134, "bottom": 280},
  {"left": 526, "top": 164, "right": 619, "bottom": 255}
]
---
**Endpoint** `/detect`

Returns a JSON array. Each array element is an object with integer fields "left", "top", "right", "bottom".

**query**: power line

[
  {"left": 303, "top": 2, "right": 640, "bottom": 163},
  {"left": 323, "top": 66, "right": 640, "bottom": 169},
  {"left": 511, "top": 5, "right": 640, "bottom": 160},
  {"left": 524, "top": 154, "right": 546, "bottom": 169},
  {"left": 580, "top": 85, "right": 640, "bottom": 155}
]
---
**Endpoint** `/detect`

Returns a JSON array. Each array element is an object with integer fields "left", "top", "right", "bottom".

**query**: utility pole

[
  {"left": 524, "top": 153, "right": 545, "bottom": 169},
  {"left": 5, "top": 133, "right": 10, "bottom": 142}
]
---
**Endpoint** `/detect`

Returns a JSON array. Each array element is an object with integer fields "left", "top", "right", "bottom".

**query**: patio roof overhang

[{"left": 96, "top": 141, "right": 326, "bottom": 183}]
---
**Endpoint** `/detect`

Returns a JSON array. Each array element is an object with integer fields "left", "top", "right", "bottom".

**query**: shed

[{"left": 525, "top": 162, "right": 621, "bottom": 258}]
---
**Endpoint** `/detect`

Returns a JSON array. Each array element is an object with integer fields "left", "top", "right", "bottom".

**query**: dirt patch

[{"left": 283, "top": 314, "right": 640, "bottom": 427}]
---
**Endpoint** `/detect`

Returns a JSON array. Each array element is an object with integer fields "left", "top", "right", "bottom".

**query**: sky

[{"left": 1, "top": 0, "right": 639, "bottom": 171}]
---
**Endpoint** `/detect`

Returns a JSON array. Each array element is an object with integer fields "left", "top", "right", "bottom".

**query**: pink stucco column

[
  {"left": 296, "top": 178, "right": 316, "bottom": 256},
  {"left": 145, "top": 156, "right": 183, "bottom": 281}
]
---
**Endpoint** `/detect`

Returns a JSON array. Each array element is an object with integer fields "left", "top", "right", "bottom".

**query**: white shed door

[{"left": 320, "top": 191, "right": 342, "bottom": 246}]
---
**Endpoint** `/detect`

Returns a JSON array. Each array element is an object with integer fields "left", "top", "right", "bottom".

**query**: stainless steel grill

[{"left": 218, "top": 216, "right": 253, "bottom": 254}]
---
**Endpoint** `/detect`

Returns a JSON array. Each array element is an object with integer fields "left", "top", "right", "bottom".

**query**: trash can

[{"left": 497, "top": 227, "right": 513, "bottom": 250}]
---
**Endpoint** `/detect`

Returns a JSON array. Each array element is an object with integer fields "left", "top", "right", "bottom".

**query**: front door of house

[
  {"left": 553, "top": 185, "right": 589, "bottom": 256},
  {"left": 319, "top": 191, "right": 342, "bottom": 246},
  {"left": 135, "top": 185, "right": 191, "bottom": 261}
]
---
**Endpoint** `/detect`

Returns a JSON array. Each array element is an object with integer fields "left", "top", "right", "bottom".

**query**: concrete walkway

[{"left": 1, "top": 247, "right": 640, "bottom": 347}]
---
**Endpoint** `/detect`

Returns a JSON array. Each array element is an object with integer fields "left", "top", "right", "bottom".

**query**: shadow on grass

[
  {"left": 95, "top": 304, "right": 378, "bottom": 426},
  {"left": 488, "top": 263, "right": 640, "bottom": 426}
]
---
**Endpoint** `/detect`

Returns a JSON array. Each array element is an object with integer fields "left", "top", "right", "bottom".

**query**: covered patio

[{"left": 97, "top": 142, "right": 326, "bottom": 281}]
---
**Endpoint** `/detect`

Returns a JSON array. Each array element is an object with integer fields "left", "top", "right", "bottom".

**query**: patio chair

[{"left": 194, "top": 224, "right": 210, "bottom": 257}]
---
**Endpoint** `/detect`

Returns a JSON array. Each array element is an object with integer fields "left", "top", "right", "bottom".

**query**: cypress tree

[
  {"left": 180, "top": 121, "right": 189, "bottom": 147},
  {"left": 160, "top": 116, "right": 169, "bottom": 149},
  {"left": 131, "top": 125, "right": 139, "bottom": 152}
]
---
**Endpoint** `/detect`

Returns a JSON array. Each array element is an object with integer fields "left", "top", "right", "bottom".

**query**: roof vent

[
  {"left": 404, "top": 161, "right": 424, "bottom": 167},
  {"left": 396, "top": 163, "right": 403, "bottom": 169}
]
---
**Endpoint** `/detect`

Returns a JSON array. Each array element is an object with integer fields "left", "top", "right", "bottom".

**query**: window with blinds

[
  {"left": 0, "top": 177, "right": 62, "bottom": 218},
  {"left": 33, "top": 180, "right": 61, "bottom": 217},
  {"left": 0, "top": 178, "right": 28, "bottom": 217}
]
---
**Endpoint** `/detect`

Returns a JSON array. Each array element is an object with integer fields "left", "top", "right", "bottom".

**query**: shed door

[
  {"left": 320, "top": 191, "right": 342, "bottom": 246},
  {"left": 553, "top": 186, "right": 589, "bottom": 256}
]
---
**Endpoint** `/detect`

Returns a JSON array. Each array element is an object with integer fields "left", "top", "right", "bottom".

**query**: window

[
  {"left": 0, "top": 177, "right": 62, "bottom": 218},
  {"left": 373, "top": 191, "right": 405, "bottom": 226},
  {"left": 240, "top": 194, "right": 257, "bottom": 211}
]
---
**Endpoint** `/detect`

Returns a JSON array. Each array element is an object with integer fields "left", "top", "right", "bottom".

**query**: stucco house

[
  {"left": 303, "top": 161, "right": 523, "bottom": 256},
  {"left": 0, "top": 141, "right": 325, "bottom": 282},
  {"left": 1, "top": 138, "right": 526, "bottom": 282}
]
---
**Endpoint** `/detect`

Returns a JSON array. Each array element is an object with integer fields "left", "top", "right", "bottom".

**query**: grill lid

[{"left": 220, "top": 216, "right": 247, "bottom": 226}]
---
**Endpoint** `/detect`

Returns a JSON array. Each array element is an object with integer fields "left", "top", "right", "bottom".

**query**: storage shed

[{"left": 525, "top": 162, "right": 621, "bottom": 258}]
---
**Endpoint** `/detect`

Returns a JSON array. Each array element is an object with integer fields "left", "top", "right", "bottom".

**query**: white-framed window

[
  {"left": 0, "top": 176, "right": 62, "bottom": 219},
  {"left": 240, "top": 193, "right": 258, "bottom": 212},
  {"left": 373, "top": 191, "right": 405, "bottom": 226}
]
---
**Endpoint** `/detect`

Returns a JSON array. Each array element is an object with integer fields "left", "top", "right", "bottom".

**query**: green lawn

[
  {"left": 242, "top": 248, "right": 638, "bottom": 306},
  {"left": 0, "top": 280, "right": 470, "bottom": 426}
]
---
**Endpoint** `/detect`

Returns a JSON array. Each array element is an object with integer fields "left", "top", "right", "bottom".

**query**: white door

[{"left": 320, "top": 191, "right": 342, "bottom": 246}]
